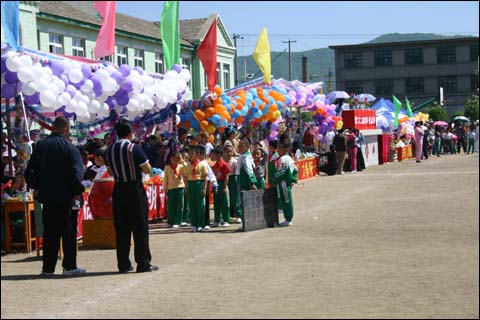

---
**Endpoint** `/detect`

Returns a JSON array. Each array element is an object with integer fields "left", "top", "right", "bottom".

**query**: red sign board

[{"left": 342, "top": 110, "right": 377, "bottom": 130}]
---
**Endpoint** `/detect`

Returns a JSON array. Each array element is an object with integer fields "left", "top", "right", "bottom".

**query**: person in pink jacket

[{"left": 414, "top": 121, "right": 424, "bottom": 163}]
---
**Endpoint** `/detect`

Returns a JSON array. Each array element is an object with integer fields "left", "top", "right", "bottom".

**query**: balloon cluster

[
  {"left": 1, "top": 51, "right": 191, "bottom": 123},
  {"left": 181, "top": 86, "right": 290, "bottom": 135}
]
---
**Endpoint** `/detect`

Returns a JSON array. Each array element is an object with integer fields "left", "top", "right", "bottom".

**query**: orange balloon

[
  {"left": 201, "top": 120, "right": 209, "bottom": 130},
  {"left": 235, "top": 116, "right": 243, "bottom": 124},
  {"left": 217, "top": 127, "right": 225, "bottom": 133},
  {"left": 195, "top": 110, "right": 205, "bottom": 121},
  {"left": 214, "top": 86, "right": 223, "bottom": 96},
  {"left": 259, "top": 103, "right": 265, "bottom": 111},
  {"left": 205, "top": 107, "right": 215, "bottom": 118}
]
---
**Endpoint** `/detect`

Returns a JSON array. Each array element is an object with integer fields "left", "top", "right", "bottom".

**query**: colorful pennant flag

[
  {"left": 1, "top": 1, "right": 20, "bottom": 51},
  {"left": 161, "top": 1, "right": 180, "bottom": 71},
  {"left": 405, "top": 96, "right": 413, "bottom": 118},
  {"left": 392, "top": 95, "right": 402, "bottom": 127},
  {"left": 93, "top": 1, "right": 116, "bottom": 59},
  {"left": 252, "top": 28, "right": 271, "bottom": 85},
  {"left": 197, "top": 18, "right": 218, "bottom": 92}
]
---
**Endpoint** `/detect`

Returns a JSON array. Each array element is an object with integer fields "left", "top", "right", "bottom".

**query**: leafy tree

[
  {"left": 464, "top": 95, "right": 479, "bottom": 121},
  {"left": 450, "top": 111, "right": 464, "bottom": 122},
  {"left": 425, "top": 103, "right": 448, "bottom": 121}
]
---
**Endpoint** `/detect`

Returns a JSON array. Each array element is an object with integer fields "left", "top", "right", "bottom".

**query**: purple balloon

[
  {"left": 116, "top": 91, "right": 129, "bottom": 106},
  {"left": 24, "top": 92, "right": 40, "bottom": 105},
  {"left": 177, "top": 92, "right": 182, "bottom": 101},
  {"left": 93, "top": 85, "right": 103, "bottom": 97},
  {"left": 111, "top": 71, "right": 123, "bottom": 84},
  {"left": 172, "top": 64, "right": 182, "bottom": 73},
  {"left": 121, "top": 79, "right": 133, "bottom": 93},
  {"left": 73, "top": 79, "right": 85, "bottom": 90},
  {"left": 5, "top": 71, "right": 18, "bottom": 84},
  {"left": 132, "top": 66, "right": 144, "bottom": 75},
  {"left": 55, "top": 106, "right": 66, "bottom": 113},
  {"left": 1, "top": 58, "right": 6, "bottom": 74},
  {"left": 50, "top": 60, "right": 65, "bottom": 77},
  {"left": 1, "top": 83, "right": 16, "bottom": 99},
  {"left": 106, "top": 96, "right": 116, "bottom": 109},
  {"left": 119, "top": 64, "right": 131, "bottom": 77},
  {"left": 90, "top": 77, "right": 102, "bottom": 90},
  {"left": 81, "top": 64, "right": 92, "bottom": 78}
]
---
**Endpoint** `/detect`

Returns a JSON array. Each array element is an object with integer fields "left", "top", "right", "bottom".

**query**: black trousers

[
  {"left": 42, "top": 203, "right": 78, "bottom": 272},
  {"left": 112, "top": 182, "right": 151, "bottom": 271}
]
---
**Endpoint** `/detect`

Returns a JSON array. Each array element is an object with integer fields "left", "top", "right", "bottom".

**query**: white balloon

[
  {"left": 145, "top": 99, "right": 154, "bottom": 110},
  {"left": 17, "top": 67, "right": 34, "bottom": 82},
  {"left": 68, "top": 69, "right": 83, "bottom": 83},
  {"left": 60, "top": 92, "right": 71, "bottom": 105},
  {"left": 77, "top": 101, "right": 88, "bottom": 114},
  {"left": 102, "top": 77, "right": 117, "bottom": 95},
  {"left": 21, "top": 81, "right": 37, "bottom": 96},
  {"left": 131, "top": 77, "right": 143, "bottom": 93},
  {"left": 175, "top": 115, "right": 181, "bottom": 125},
  {"left": 6, "top": 56, "right": 22, "bottom": 72},
  {"left": 65, "top": 99, "right": 77, "bottom": 113},
  {"left": 126, "top": 99, "right": 139, "bottom": 112},
  {"left": 20, "top": 55, "right": 33, "bottom": 68},
  {"left": 52, "top": 77, "right": 65, "bottom": 94},
  {"left": 97, "top": 92, "right": 109, "bottom": 103},
  {"left": 164, "top": 70, "right": 178, "bottom": 81},
  {"left": 88, "top": 100, "right": 101, "bottom": 113},
  {"left": 70, "top": 61, "right": 81, "bottom": 71},
  {"left": 106, "top": 65, "right": 117, "bottom": 75},
  {"left": 156, "top": 96, "right": 168, "bottom": 109},
  {"left": 44, "top": 67, "right": 53, "bottom": 77},
  {"left": 95, "top": 69, "right": 109, "bottom": 82},
  {"left": 80, "top": 79, "right": 94, "bottom": 93},
  {"left": 62, "top": 60, "right": 71, "bottom": 74},
  {"left": 32, "top": 64, "right": 44, "bottom": 79},
  {"left": 130, "top": 70, "right": 140, "bottom": 78},
  {"left": 143, "top": 86, "right": 154, "bottom": 98},
  {"left": 179, "top": 69, "right": 191, "bottom": 83},
  {"left": 165, "top": 90, "right": 177, "bottom": 104},
  {"left": 39, "top": 90, "right": 57, "bottom": 108}
]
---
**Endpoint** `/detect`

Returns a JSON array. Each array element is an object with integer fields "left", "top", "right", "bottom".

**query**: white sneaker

[
  {"left": 203, "top": 226, "right": 211, "bottom": 231},
  {"left": 221, "top": 222, "right": 230, "bottom": 227},
  {"left": 172, "top": 225, "right": 179, "bottom": 229},
  {"left": 181, "top": 222, "right": 188, "bottom": 227},
  {"left": 279, "top": 221, "right": 292, "bottom": 227},
  {"left": 63, "top": 267, "right": 87, "bottom": 276},
  {"left": 197, "top": 227, "right": 203, "bottom": 232},
  {"left": 352, "top": 170, "right": 357, "bottom": 174},
  {"left": 236, "top": 218, "right": 242, "bottom": 223}
]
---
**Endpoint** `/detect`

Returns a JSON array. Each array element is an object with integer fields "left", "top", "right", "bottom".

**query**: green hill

[{"left": 365, "top": 33, "right": 473, "bottom": 44}]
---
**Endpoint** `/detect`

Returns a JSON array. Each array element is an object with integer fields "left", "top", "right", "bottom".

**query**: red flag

[
  {"left": 93, "top": 1, "right": 116, "bottom": 59},
  {"left": 197, "top": 19, "right": 217, "bottom": 92}
]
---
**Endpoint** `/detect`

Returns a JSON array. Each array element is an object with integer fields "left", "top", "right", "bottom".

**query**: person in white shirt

[{"left": 325, "top": 130, "right": 336, "bottom": 152}]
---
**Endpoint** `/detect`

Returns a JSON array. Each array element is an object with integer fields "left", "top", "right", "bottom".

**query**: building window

[
  {"left": 375, "top": 79, "right": 393, "bottom": 95},
  {"left": 344, "top": 81, "right": 363, "bottom": 95},
  {"left": 49, "top": 34, "right": 63, "bottom": 54},
  {"left": 405, "top": 48, "right": 423, "bottom": 65},
  {"left": 181, "top": 57, "right": 191, "bottom": 70},
  {"left": 155, "top": 52, "right": 164, "bottom": 74},
  {"left": 471, "top": 44, "right": 479, "bottom": 62},
  {"left": 344, "top": 52, "right": 363, "bottom": 68},
  {"left": 100, "top": 55, "right": 113, "bottom": 63},
  {"left": 406, "top": 78, "right": 424, "bottom": 94},
  {"left": 438, "top": 76, "right": 457, "bottom": 93},
  {"left": 374, "top": 50, "right": 392, "bottom": 66},
  {"left": 71, "top": 37, "right": 85, "bottom": 57},
  {"left": 437, "top": 46, "right": 456, "bottom": 64},
  {"left": 216, "top": 63, "right": 221, "bottom": 87},
  {"left": 134, "top": 49, "right": 144, "bottom": 68},
  {"left": 117, "top": 46, "right": 128, "bottom": 66},
  {"left": 223, "top": 64, "right": 230, "bottom": 89},
  {"left": 471, "top": 75, "right": 479, "bottom": 92}
]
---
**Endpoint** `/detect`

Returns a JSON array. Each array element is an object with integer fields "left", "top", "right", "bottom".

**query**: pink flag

[{"left": 93, "top": 1, "right": 116, "bottom": 59}]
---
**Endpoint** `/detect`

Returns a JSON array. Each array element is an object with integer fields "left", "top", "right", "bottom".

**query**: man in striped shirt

[{"left": 105, "top": 119, "right": 158, "bottom": 273}]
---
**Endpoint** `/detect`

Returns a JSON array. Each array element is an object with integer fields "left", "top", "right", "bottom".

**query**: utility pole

[
  {"left": 232, "top": 33, "right": 243, "bottom": 87},
  {"left": 301, "top": 56, "right": 308, "bottom": 83},
  {"left": 282, "top": 39, "right": 296, "bottom": 81}
]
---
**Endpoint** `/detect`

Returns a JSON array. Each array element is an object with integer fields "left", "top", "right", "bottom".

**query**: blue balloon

[{"left": 212, "top": 114, "right": 221, "bottom": 124}]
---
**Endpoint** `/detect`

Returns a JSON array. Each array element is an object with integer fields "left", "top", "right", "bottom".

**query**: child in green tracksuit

[
  {"left": 224, "top": 143, "right": 241, "bottom": 220},
  {"left": 235, "top": 137, "right": 257, "bottom": 223},
  {"left": 275, "top": 139, "right": 298, "bottom": 227},
  {"left": 267, "top": 140, "right": 279, "bottom": 189},
  {"left": 164, "top": 152, "right": 185, "bottom": 228},
  {"left": 210, "top": 147, "right": 231, "bottom": 227},
  {"left": 182, "top": 146, "right": 209, "bottom": 232}
]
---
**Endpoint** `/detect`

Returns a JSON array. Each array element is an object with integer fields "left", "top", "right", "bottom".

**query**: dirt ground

[{"left": 1, "top": 154, "right": 479, "bottom": 319}]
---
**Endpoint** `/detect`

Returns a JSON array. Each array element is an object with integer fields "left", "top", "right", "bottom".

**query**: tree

[
  {"left": 464, "top": 95, "right": 479, "bottom": 121},
  {"left": 425, "top": 103, "right": 448, "bottom": 121},
  {"left": 450, "top": 111, "right": 464, "bottom": 122}
]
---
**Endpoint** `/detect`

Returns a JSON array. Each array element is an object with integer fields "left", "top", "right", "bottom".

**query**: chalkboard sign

[{"left": 241, "top": 188, "right": 278, "bottom": 232}]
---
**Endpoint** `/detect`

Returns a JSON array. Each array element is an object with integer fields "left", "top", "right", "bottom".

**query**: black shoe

[
  {"left": 119, "top": 266, "right": 134, "bottom": 274},
  {"left": 136, "top": 265, "right": 159, "bottom": 273}
]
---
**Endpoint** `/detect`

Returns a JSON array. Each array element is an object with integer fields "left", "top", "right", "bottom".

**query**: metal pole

[
  {"left": 232, "top": 34, "right": 243, "bottom": 87},
  {"left": 282, "top": 39, "right": 296, "bottom": 81}
]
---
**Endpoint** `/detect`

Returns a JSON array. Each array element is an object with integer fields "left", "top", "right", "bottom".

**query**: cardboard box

[{"left": 82, "top": 219, "right": 116, "bottom": 249}]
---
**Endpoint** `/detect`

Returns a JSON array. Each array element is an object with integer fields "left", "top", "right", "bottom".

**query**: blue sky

[{"left": 116, "top": 1, "right": 479, "bottom": 55}]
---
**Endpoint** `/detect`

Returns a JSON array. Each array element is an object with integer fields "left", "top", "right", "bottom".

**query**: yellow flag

[{"left": 253, "top": 28, "right": 271, "bottom": 85}]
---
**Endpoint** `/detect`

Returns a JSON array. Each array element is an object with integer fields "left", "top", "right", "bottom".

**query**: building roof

[
  {"left": 329, "top": 37, "right": 479, "bottom": 50},
  {"left": 36, "top": 1, "right": 218, "bottom": 47}
]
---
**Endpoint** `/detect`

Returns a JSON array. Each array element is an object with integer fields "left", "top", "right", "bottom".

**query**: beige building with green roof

[{"left": 1, "top": 1, "right": 237, "bottom": 99}]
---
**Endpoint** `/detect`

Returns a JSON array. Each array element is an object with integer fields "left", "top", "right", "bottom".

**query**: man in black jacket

[
  {"left": 25, "top": 116, "right": 86, "bottom": 276},
  {"left": 332, "top": 129, "right": 347, "bottom": 175}
]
